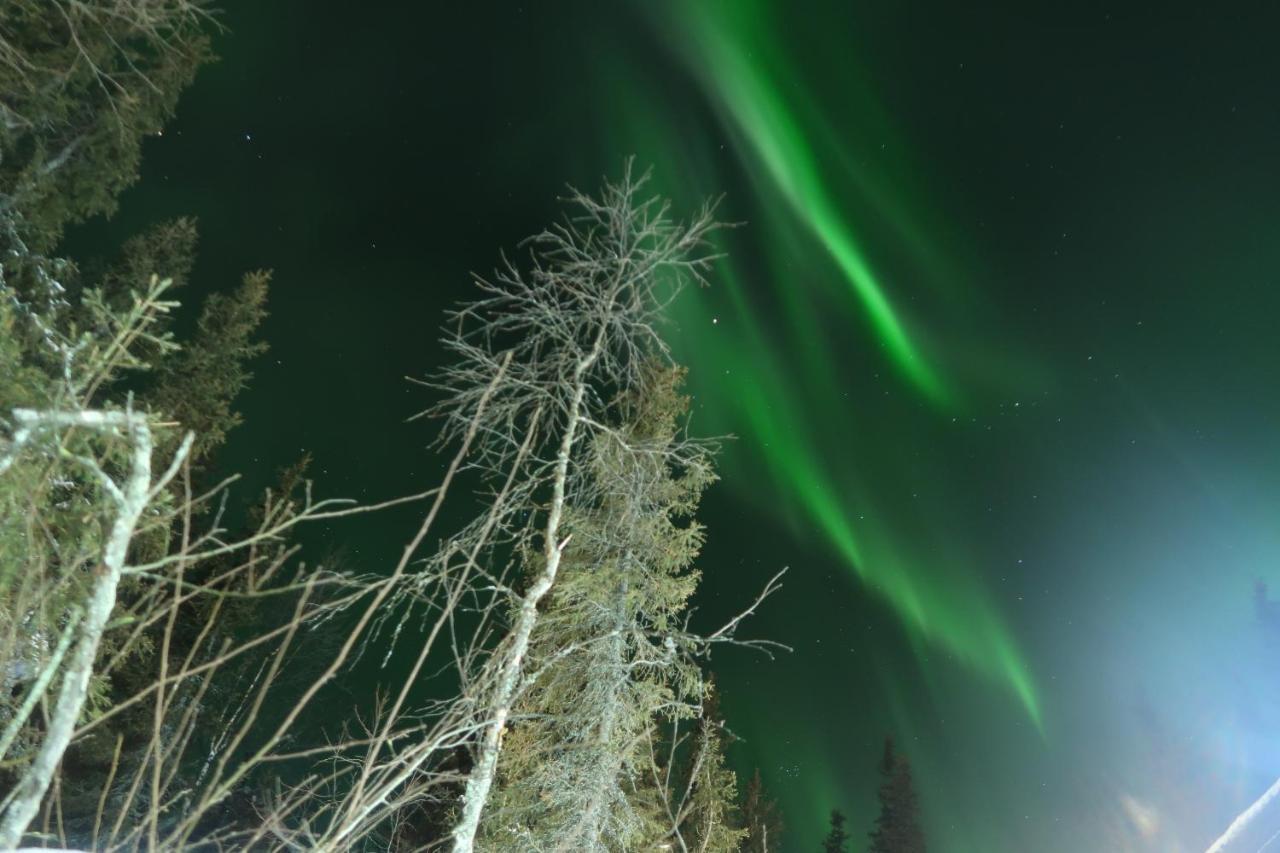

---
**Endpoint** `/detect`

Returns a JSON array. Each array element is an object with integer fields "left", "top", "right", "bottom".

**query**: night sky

[{"left": 64, "top": 2, "right": 1280, "bottom": 850}]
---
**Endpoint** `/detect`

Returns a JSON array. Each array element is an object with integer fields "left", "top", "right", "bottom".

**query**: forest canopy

[{"left": 0, "top": 4, "right": 802, "bottom": 850}]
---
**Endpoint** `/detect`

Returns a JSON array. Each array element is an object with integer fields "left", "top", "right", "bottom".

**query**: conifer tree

[
  {"left": 821, "top": 809, "right": 850, "bottom": 853},
  {"left": 148, "top": 269, "right": 271, "bottom": 463},
  {"left": 0, "top": 1, "right": 214, "bottom": 249},
  {"left": 741, "top": 767, "right": 784, "bottom": 853},
  {"left": 100, "top": 218, "right": 201, "bottom": 299},
  {"left": 674, "top": 687, "right": 746, "bottom": 853},
  {"left": 477, "top": 364, "right": 720, "bottom": 850},
  {"left": 868, "top": 738, "right": 927, "bottom": 853}
]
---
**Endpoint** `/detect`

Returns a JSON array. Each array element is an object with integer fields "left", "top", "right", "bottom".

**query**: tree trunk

[
  {"left": 0, "top": 410, "right": 154, "bottom": 848},
  {"left": 451, "top": 342, "right": 602, "bottom": 852},
  {"left": 558, "top": 577, "right": 630, "bottom": 852}
]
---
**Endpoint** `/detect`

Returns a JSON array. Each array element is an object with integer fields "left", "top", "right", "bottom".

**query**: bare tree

[
  {"left": 0, "top": 403, "right": 183, "bottom": 847},
  {"left": 0, "top": 274, "right": 379, "bottom": 847},
  {"left": 0, "top": 273, "right": 182, "bottom": 845},
  {"left": 424, "top": 163, "right": 720, "bottom": 852},
  {"left": 0, "top": 261, "right": 471, "bottom": 848},
  {"left": 0, "top": 165, "right": 782, "bottom": 852}
]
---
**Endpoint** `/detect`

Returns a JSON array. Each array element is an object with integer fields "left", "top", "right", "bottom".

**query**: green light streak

[
  {"left": 674, "top": 1, "right": 949, "bottom": 405},
  {"left": 690, "top": 261, "right": 1043, "bottom": 729},
  {"left": 603, "top": 5, "right": 1042, "bottom": 726},
  {"left": 595, "top": 3, "right": 1047, "bottom": 840}
]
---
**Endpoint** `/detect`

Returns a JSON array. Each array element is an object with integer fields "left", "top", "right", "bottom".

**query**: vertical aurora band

[
  {"left": 601, "top": 0, "right": 1044, "bottom": 729},
  {"left": 675, "top": 0, "right": 948, "bottom": 405},
  {"left": 690, "top": 258, "right": 1041, "bottom": 728}
]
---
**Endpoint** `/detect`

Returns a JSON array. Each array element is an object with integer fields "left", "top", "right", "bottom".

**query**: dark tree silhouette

[
  {"left": 868, "top": 737, "right": 927, "bottom": 853},
  {"left": 741, "top": 767, "right": 784, "bottom": 852},
  {"left": 821, "top": 809, "right": 850, "bottom": 853}
]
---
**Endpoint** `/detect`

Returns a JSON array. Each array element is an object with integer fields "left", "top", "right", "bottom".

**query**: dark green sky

[{"left": 67, "top": 2, "right": 1280, "bottom": 849}]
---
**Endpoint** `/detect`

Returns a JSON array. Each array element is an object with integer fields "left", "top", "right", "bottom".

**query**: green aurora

[
  {"left": 583, "top": 4, "right": 1056, "bottom": 842},
  {"left": 69, "top": 1, "right": 1280, "bottom": 848},
  {"left": 606, "top": 0, "right": 1043, "bottom": 723}
]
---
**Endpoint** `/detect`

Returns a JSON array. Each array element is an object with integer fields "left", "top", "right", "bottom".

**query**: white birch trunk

[
  {"left": 451, "top": 345, "right": 600, "bottom": 852},
  {"left": 0, "top": 409, "right": 156, "bottom": 848}
]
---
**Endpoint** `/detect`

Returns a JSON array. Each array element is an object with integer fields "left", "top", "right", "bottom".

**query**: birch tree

[
  {"left": 430, "top": 164, "right": 720, "bottom": 851},
  {"left": 0, "top": 267, "right": 477, "bottom": 849},
  {"left": 477, "top": 365, "right": 718, "bottom": 851}
]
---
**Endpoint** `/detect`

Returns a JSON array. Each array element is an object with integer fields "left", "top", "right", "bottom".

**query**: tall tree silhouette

[
  {"left": 741, "top": 767, "right": 784, "bottom": 852},
  {"left": 821, "top": 809, "right": 850, "bottom": 853},
  {"left": 868, "top": 738, "right": 926, "bottom": 853}
]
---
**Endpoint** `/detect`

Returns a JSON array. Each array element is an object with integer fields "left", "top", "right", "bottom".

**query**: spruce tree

[
  {"left": 821, "top": 809, "right": 850, "bottom": 853},
  {"left": 673, "top": 686, "right": 746, "bottom": 853},
  {"left": 0, "top": 1, "right": 213, "bottom": 249},
  {"left": 148, "top": 269, "right": 271, "bottom": 463},
  {"left": 478, "top": 364, "right": 721, "bottom": 850},
  {"left": 868, "top": 738, "right": 927, "bottom": 853},
  {"left": 741, "top": 767, "right": 784, "bottom": 853}
]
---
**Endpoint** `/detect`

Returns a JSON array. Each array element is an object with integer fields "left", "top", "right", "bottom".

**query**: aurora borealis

[
  {"left": 64, "top": 1, "right": 1280, "bottom": 849},
  {"left": 636, "top": 0, "right": 1045, "bottom": 724}
]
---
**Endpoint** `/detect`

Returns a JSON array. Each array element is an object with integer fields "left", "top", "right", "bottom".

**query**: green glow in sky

[
  {"left": 604, "top": 0, "right": 1043, "bottom": 725},
  {"left": 674, "top": 0, "right": 949, "bottom": 405},
  {"left": 684, "top": 260, "right": 1042, "bottom": 729},
  {"left": 152, "top": 2, "right": 1280, "bottom": 847}
]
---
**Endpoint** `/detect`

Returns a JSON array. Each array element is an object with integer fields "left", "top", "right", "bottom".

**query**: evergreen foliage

[
  {"left": 0, "top": 1, "right": 214, "bottom": 249},
  {"left": 149, "top": 268, "right": 270, "bottom": 463},
  {"left": 480, "top": 365, "right": 721, "bottom": 850},
  {"left": 821, "top": 809, "right": 850, "bottom": 853},
  {"left": 741, "top": 767, "right": 784, "bottom": 853},
  {"left": 673, "top": 687, "right": 746, "bottom": 853},
  {"left": 867, "top": 738, "right": 927, "bottom": 853},
  {"left": 98, "top": 217, "right": 200, "bottom": 310}
]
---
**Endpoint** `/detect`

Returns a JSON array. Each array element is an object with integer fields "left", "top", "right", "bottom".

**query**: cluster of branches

[
  {"left": 0, "top": 167, "right": 787, "bottom": 850},
  {"left": 0, "top": 0, "right": 216, "bottom": 248},
  {"left": 0, "top": 5, "right": 789, "bottom": 850},
  {"left": 0, "top": 270, "right": 373, "bottom": 847}
]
